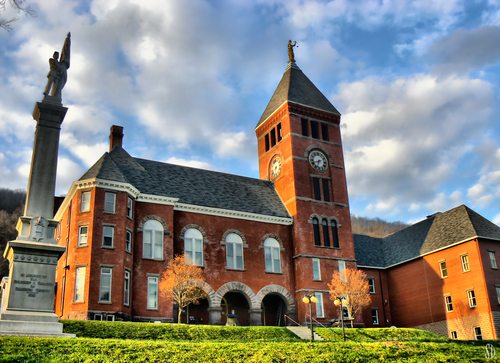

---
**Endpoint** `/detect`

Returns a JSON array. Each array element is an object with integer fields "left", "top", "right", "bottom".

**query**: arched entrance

[
  {"left": 185, "top": 297, "right": 209, "bottom": 324},
  {"left": 221, "top": 292, "right": 250, "bottom": 326},
  {"left": 262, "top": 293, "right": 287, "bottom": 326}
]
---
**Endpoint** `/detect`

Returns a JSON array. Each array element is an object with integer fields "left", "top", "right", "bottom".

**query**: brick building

[{"left": 53, "top": 56, "right": 500, "bottom": 339}]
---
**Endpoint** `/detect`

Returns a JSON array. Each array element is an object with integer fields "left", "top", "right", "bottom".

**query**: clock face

[
  {"left": 270, "top": 157, "right": 282, "bottom": 179},
  {"left": 309, "top": 150, "right": 328, "bottom": 172}
]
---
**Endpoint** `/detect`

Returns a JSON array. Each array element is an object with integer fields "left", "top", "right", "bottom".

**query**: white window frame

[
  {"left": 371, "top": 308, "right": 379, "bottom": 325},
  {"left": 314, "top": 292, "right": 324, "bottom": 318},
  {"left": 312, "top": 258, "right": 321, "bottom": 281},
  {"left": 127, "top": 197, "right": 133, "bottom": 219},
  {"left": 450, "top": 331, "right": 458, "bottom": 339},
  {"left": 78, "top": 225, "right": 88, "bottom": 247},
  {"left": 99, "top": 267, "right": 112, "bottom": 303},
  {"left": 104, "top": 192, "right": 116, "bottom": 213},
  {"left": 444, "top": 295, "right": 453, "bottom": 312},
  {"left": 123, "top": 270, "right": 130, "bottom": 306},
  {"left": 338, "top": 260, "right": 346, "bottom": 281},
  {"left": 125, "top": 230, "right": 132, "bottom": 253},
  {"left": 147, "top": 275, "right": 159, "bottom": 310},
  {"left": 226, "top": 233, "right": 244, "bottom": 270},
  {"left": 496, "top": 285, "right": 500, "bottom": 305},
  {"left": 102, "top": 225, "right": 114, "bottom": 248},
  {"left": 439, "top": 260, "right": 448, "bottom": 278},
  {"left": 184, "top": 228, "right": 203, "bottom": 266},
  {"left": 74, "top": 266, "right": 86, "bottom": 303},
  {"left": 80, "top": 191, "right": 91, "bottom": 212},
  {"left": 368, "top": 277, "right": 376, "bottom": 294},
  {"left": 460, "top": 254, "right": 470, "bottom": 272},
  {"left": 489, "top": 251, "right": 498, "bottom": 269},
  {"left": 474, "top": 327, "right": 482, "bottom": 340},
  {"left": 467, "top": 289, "right": 477, "bottom": 308},
  {"left": 143, "top": 220, "right": 164, "bottom": 260},
  {"left": 264, "top": 238, "right": 281, "bottom": 273}
]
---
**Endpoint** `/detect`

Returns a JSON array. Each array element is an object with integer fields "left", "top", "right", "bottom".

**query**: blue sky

[{"left": 0, "top": 0, "right": 499, "bottom": 225}]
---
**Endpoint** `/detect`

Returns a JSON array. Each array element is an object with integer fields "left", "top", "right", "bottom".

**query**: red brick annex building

[{"left": 53, "top": 55, "right": 500, "bottom": 340}]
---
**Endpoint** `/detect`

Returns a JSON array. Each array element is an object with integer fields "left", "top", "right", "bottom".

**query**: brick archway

[
  {"left": 215, "top": 281, "right": 258, "bottom": 309},
  {"left": 255, "top": 284, "right": 296, "bottom": 314},
  {"left": 199, "top": 281, "right": 217, "bottom": 308}
]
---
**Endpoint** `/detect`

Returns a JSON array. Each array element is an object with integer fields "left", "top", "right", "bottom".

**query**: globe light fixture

[{"left": 302, "top": 294, "right": 318, "bottom": 341}]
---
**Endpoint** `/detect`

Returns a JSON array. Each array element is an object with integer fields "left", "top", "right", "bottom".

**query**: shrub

[{"left": 315, "top": 327, "right": 448, "bottom": 342}]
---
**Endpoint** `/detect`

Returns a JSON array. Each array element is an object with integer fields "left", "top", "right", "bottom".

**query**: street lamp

[
  {"left": 302, "top": 294, "right": 317, "bottom": 342},
  {"left": 333, "top": 296, "right": 347, "bottom": 341}
]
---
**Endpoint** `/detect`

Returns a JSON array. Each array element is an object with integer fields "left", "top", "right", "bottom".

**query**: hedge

[
  {"left": 1, "top": 337, "right": 498, "bottom": 363},
  {"left": 315, "top": 327, "right": 448, "bottom": 342}
]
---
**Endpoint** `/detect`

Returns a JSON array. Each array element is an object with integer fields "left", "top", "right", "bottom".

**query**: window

[
  {"left": 461, "top": 254, "right": 470, "bottom": 272},
  {"left": 312, "top": 177, "right": 332, "bottom": 202},
  {"left": 125, "top": 230, "right": 132, "bottom": 253},
  {"left": 331, "top": 220, "right": 340, "bottom": 248},
  {"left": 127, "top": 197, "right": 133, "bottom": 219},
  {"left": 322, "top": 219, "right": 330, "bottom": 247},
  {"left": 444, "top": 295, "right": 453, "bottom": 312},
  {"left": 450, "top": 331, "right": 458, "bottom": 339},
  {"left": 74, "top": 266, "right": 86, "bottom": 303},
  {"left": 314, "top": 292, "right": 324, "bottom": 318},
  {"left": 123, "top": 270, "right": 130, "bottom": 306},
  {"left": 104, "top": 192, "right": 116, "bottom": 213},
  {"left": 489, "top": 251, "right": 498, "bottom": 269},
  {"left": 368, "top": 277, "right": 376, "bottom": 294},
  {"left": 226, "top": 233, "right": 244, "bottom": 270},
  {"left": 474, "top": 327, "right": 482, "bottom": 340},
  {"left": 277, "top": 123, "right": 282, "bottom": 142},
  {"left": 371, "top": 309, "right": 379, "bottom": 325},
  {"left": 147, "top": 276, "right": 159, "bottom": 310},
  {"left": 265, "top": 134, "right": 270, "bottom": 151},
  {"left": 143, "top": 220, "right": 163, "bottom": 260},
  {"left": 312, "top": 217, "right": 321, "bottom": 246},
  {"left": 312, "top": 177, "right": 321, "bottom": 200},
  {"left": 78, "top": 226, "right": 88, "bottom": 247},
  {"left": 184, "top": 228, "right": 203, "bottom": 266},
  {"left": 496, "top": 285, "right": 500, "bottom": 305},
  {"left": 264, "top": 238, "right": 281, "bottom": 273},
  {"left": 439, "top": 261, "right": 448, "bottom": 278},
  {"left": 270, "top": 128, "right": 276, "bottom": 147},
  {"left": 312, "top": 258, "right": 321, "bottom": 281},
  {"left": 301, "top": 118, "right": 309, "bottom": 136},
  {"left": 102, "top": 226, "right": 114, "bottom": 248},
  {"left": 338, "top": 260, "right": 346, "bottom": 281},
  {"left": 467, "top": 289, "right": 477, "bottom": 308},
  {"left": 311, "top": 120, "right": 319, "bottom": 139},
  {"left": 321, "top": 123, "right": 329, "bottom": 141},
  {"left": 80, "top": 191, "right": 90, "bottom": 212},
  {"left": 322, "top": 178, "right": 331, "bottom": 202},
  {"left": 99, "top": 267, "right": 112, "bottom": 303}
]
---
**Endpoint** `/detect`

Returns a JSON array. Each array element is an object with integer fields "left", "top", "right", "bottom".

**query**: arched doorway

[
  {"left": 262, "top": 294, "right": 287, "bottom": 326},
  {"left": 221, "top": 292, "right": 250, "bottom": 325},
  {"left": 185, "top": 297, "right": 209, "bottom": 324}
]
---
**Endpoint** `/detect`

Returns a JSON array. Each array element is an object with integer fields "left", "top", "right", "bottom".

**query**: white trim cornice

[{"left": 137, "top": 193, "right": 178, "bottom": 206}]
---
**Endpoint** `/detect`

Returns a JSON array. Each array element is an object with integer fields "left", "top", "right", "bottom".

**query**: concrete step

[{"left": 286, "top": 326, "right": 324, "bottom": 341}]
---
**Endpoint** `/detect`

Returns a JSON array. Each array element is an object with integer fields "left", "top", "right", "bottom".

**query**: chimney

[{"left": 109, "top": 125, "right": 124, "bottom": 151}]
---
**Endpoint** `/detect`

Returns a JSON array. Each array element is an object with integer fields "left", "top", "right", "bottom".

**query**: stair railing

[{"left": 283, "top": 314, "right": 301, "bottom": 326}]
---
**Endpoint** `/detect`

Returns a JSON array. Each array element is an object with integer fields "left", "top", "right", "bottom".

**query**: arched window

[
  {"left": 312, "top": 217, "right": 321, "bottom": 246},
  {"left": 264, "top": 237, "right": 281, "bottom": 273},
  {"left": 143, "top": 220, "right": 163, "bottom": 260},
  {"left": 322, "top": 218, "right": 330, "bottom": 247},
  {"left": 226, "top": 233, "right": 244, "bottom": 270},
  {"left": 331, "top": 220, "right": 340, "bottom": 248},
  {"left": 184, "top": 228, "right": 203, "bottom": 266}
]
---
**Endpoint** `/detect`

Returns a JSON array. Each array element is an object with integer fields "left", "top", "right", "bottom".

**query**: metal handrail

[
  {"left": 283, "top": 314, "right": 301, "bottom": 326},
  {"left": 306, "top": 314, "right": 328, "bottom": 328}
]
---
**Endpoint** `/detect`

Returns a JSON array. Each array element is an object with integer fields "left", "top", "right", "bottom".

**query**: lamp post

[
  {"left": 333, "top": 296, "right": 347, "bottom": 342},
  {"left": 302, "top": 294, "right": 317, "bottom": 342}
]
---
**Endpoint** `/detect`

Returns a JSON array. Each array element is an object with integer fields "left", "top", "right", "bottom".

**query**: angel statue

[{"left": 43, "top": 32, "right": 71, "bottom": 102}]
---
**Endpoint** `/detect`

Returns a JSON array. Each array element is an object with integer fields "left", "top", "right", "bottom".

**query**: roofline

[{"left": 356, "top": 265, "right": 386, "bottom": 270}]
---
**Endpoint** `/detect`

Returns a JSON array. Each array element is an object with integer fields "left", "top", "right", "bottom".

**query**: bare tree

[
  {"left": 1, "top": 0, "right": 35, "bottom": 31},
  {"left": 159, "top": 255, "right": 207, "bottom": 323}
]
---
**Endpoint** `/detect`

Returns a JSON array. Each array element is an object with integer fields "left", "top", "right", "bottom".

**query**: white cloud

[
  {"left": 164, "top": 157, "right": 213, "bottom": 170},
  {"left": 55, "top": 157, "right": 85, "bottom": 195},
  {"left": 493, "top": 213, "right": 500, "bottom": 226}
]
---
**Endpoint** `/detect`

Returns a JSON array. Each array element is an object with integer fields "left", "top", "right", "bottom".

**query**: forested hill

[
  {"left": 0, "top": 188, "right": 25, "bottom": 213},
  {"left": 351, "top": 215, "right": 408, "bottom": 238}
]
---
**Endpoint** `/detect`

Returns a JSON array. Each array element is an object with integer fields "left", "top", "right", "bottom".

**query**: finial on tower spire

[{"left": 288, "top": 40, "right": 297, "bottom": 63}]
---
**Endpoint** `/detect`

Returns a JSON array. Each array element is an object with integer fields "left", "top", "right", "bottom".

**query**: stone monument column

[{"left": 0, "top": 33, "right": 73, "bottom": 337}]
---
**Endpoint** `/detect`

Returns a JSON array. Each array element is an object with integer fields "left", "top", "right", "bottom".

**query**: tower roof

[{"left": 256, "top": 62, "right": 340, "bottom": 127}]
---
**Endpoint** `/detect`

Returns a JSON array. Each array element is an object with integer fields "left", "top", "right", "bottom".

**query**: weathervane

[
  {"left": 43, "top": 32, "right": 71, "bottom": 103},
  {"left": 288, "top": 40, "right": 298, "bottom": 63}
]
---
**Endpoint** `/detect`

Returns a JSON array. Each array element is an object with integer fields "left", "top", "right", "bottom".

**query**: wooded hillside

[{"left": 351, "top": 215, "right": 408, "bottom": 237}]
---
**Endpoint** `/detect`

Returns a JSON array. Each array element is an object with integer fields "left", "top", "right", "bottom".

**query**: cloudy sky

[{"left": 0, "top": 0, "right": 499, "bottom": 225}]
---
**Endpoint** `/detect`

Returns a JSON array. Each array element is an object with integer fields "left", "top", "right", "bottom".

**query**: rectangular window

[
  {"left": 338, "top": 260, "right": 346, "bottom": 281},
  {"left": 78, "top": 226, "right": 88, "bottom": 247},
  {"left": 489, "top": 251, "right": 498, "bottom": 269},
  {"left": 310, "top": 120, "right": 319, "bottom": 139},
  {"left": 185, "top": 235, "right": 203, "bottom": 266},
  {"left": 265, "top": 134, "right": 270, "bottom": 151},
  {"left": 301, "top": 118, "right": 309, "bottom": 136},
  {"left": 270, "top": 128, "right": 276, "bottom": 147},
  {"left": 123, "top": 270, "right": 130, "bottom": 306},
  {"left": 147, "top": 276, "right": 159, "bottom": 310},
  {"left": 80, "top": 191, "right": 91, "bottom": 212},
  {"left": 127, "top": 197, "right": 133, "bottom": 219},
  {"left": 321, "top": 123, "right": 329, "bottom": 141},
  {"left": 226, "top": 242, "right": 244, "bottom": 270},
  {"left": 450, "top": 331, "right": 458, "bottom": 339},
  {"left": 99, "top": 267, "right": 112, "bottom": 303},
  {"left": 125, "top": 230, "right": 132, "bottom": 253},
  {"left": 104, "top": 192, "right": 116, "bottom": 213},
  {"left": 102, "top": 226, "right": 114, "bottom": 248},
  {"left": 314, "top": 292, "right": 324, "bottom": 318},
  {"left": 461, "top": 254, "right": 470, "bottom": 272},
  {"left": 444, "top": 295, "right": 453, "bottom": 312},
  {"left": 312, "top": 177, "right": 321, "bottom": 200},
  {"left": 474, "top": 327, "right": 482, "bottom": 340},
  {"left": 467, "top": 289, "right": 477, "bottom": 308},
  {"left": 322, "top": 178, "right": 331, "bottom": 202},
  {"left": 312, "top": 258, "right": 321, "bottom": 281},
  {"left": 496, "top": 285, "right": 500, "bottom": 305},
  {"left": 74, "top": 266, "right": 86, "bottom": 303},
  {"left": 368, "top": 277, "right": 376, "bottom": 294},
  {"left": 277, "top": 123, "right": 282, "bottom": 141},
  {"left": 371, "top": 309, "right": 379, "bottom": 325},
  {"left": 439, "top": 261, "right": 448, "bottom": 278}
]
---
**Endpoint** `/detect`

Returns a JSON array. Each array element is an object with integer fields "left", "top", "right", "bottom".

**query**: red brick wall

[{"left": 359, "top": 268, "right": 392, "bottom": 327}]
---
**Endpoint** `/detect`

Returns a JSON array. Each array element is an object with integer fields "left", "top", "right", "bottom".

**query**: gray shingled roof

[
  {"left": 80, "top": 147, "right": 290, "bottom": 218},
  {"left": 354, "top": 205, "right": 500, "bottom": 268},
  {"left": 256, "top": 62, "right": 340, "bottom": 127}
]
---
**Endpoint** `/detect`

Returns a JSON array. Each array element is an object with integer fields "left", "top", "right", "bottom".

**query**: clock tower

[{"left": 256, "top": 44, "right": 356, "bottom": 321}]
